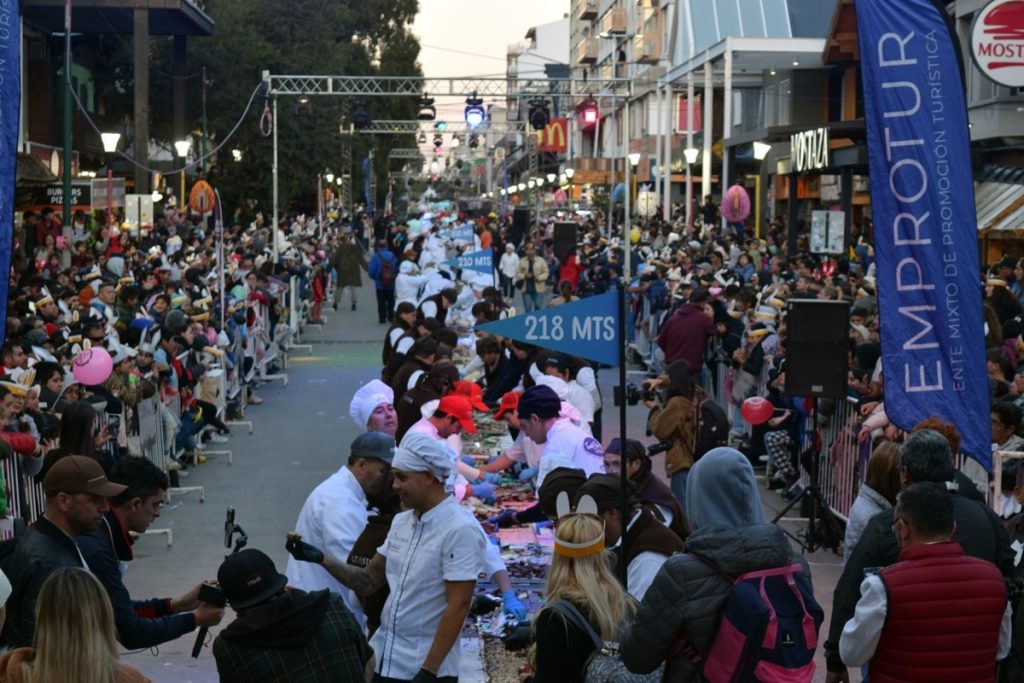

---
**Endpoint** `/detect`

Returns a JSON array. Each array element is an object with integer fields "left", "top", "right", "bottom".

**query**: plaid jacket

[{"left": 213, "top": 591, "right": 371, "bottom": 683}]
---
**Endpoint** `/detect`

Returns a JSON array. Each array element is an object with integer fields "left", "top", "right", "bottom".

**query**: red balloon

[{"left": 741, "top": 396, "right": 774, "bottom": 426}]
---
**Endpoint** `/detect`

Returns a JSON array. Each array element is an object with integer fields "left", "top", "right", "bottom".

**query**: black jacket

[
  {"left": 77, "top": 510, "right": 196, "bottom": 649},
  {"left": 825, "top": 492, "right": 1014, "bottom": 672},
  {"left": 0, "top": 516, "right": 86, "bottom": 647}
]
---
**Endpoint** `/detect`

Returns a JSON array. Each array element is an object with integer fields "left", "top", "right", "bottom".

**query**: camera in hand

[
  {"left": 646, "top": 441, "right": 672, "bottom": 456},
  {"left": 613, "top": 382, "right": 644, "bottom": 407}
]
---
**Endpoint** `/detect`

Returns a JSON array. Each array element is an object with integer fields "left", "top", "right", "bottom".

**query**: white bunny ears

[{"left": 553, "top": 491, "right": 606, "bottom": 559}]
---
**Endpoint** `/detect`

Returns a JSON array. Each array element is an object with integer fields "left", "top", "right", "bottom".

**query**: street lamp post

[
  {"left": 684, "top": 147, "right": 699, "bottom": 228},
  {"left": 101, "top": 133, "right": 121, "bottom": 231},
  {"left": 174, "top": 140, "right": 191, "bottom": 211}
]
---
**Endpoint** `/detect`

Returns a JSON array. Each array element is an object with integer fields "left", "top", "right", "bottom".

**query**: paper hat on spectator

[
  {"left": 30, "top": 290, "right": 54, "bottom": 313},
  {"left": 753, "top": 305, "right": 778, "bottom": 324},
  {"left": 0, "top": 368, "right": 35, "bottom": 397},
  {"left": 553, "top": 492, "right": 605, "bottom": 558},
  {"left": 748, "top": 322, "right": 772, "bottom": 340},
  {"left": 349, "top": 380, "right": 395, "bottom": 428},
  {"left": 987, "top": 277, "right": 1008, "bottom": 288},
  {"left": 109, "top": 342, "right": 137, "bottom": 364}
]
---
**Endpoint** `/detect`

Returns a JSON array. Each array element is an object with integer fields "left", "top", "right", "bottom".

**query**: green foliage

[{"left": 94, "top": 0, "right": 423, "bottom": 219}]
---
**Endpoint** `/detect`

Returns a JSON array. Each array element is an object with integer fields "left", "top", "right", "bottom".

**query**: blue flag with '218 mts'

[
  {"left": 0, "top": 0, "right": 19, "bottom": 347},
  {"left": 857, "top": 0, "right": 990, "bottom": 470}
]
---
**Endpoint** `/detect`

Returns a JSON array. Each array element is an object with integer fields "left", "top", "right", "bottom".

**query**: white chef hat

[
  {"left": 348, "top": 380, "right": 395, "bottom": 428},
  {"left": 393, "top": 431, "right": 453, "bottom": 482}
]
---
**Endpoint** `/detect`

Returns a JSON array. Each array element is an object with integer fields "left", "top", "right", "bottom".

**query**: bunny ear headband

[{"left": 553, "top": 491, "right": 605, "bottom": 559}]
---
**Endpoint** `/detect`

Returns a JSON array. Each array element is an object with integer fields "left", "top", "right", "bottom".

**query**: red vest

[{"left": 871, "top": 541, "right": 1006, "bottom": 683}]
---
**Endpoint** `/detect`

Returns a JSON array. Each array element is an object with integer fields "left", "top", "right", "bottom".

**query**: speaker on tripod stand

[{"left": 772, "top": 299, "right": 848, "bottom": 553}]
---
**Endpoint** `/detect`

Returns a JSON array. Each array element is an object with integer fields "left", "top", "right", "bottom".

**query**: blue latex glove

[
  {"left": 482, "top": 471, "right": 502, "bottom": 484},
  {"left": 487, "top": 509, "right": 518, "bottom": 528},
  {"left": 501, "top": 589, "right": 528, "bottom": 621},
  {"left": 518, "top": 466, "right": 539, "bottom": 482},
  {"left": 459, "top": 455, "right": 477, "bottom": 467},
  {"left": 470, "top": 481, "right": 496, "bottom": 504}
]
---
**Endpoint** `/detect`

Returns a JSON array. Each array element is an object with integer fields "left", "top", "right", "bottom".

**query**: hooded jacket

[
  {"left": 620, "top": 448, "right": 807, "bottom": 682},
  {"left": 212, "top": 589, "right": 372, "bottom": 683}
]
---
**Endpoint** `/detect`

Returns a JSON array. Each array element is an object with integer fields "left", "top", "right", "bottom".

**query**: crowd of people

[{"left": 0, "top": 194, "right": 1023, "bottom": 683}]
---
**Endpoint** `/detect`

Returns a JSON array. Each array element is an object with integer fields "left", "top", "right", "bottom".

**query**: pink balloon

[
  {"left": 722, "top": 184, "right": 751, "bottom": 223},
  {"left": 71, "top": 347, "right": 114, "bottom": 386},
  {"left": 741, "top": 396, "right": 774, "bottom": 426}
]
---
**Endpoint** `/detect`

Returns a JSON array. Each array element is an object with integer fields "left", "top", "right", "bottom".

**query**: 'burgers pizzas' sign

[{"left": 972, "top": 0, "right": 1024, "bottom": 87}]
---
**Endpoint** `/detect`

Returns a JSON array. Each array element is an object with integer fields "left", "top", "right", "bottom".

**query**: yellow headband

[{"left": 554, "top": 534, "right": 606, "bottom": 558}]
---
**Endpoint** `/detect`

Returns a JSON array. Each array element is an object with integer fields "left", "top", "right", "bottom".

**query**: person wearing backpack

[
  {"left": 620, "top": 447, "right": 818, "bottom": 682},
  {"left": 645, "top": 359, "right": 701, "bottom": 506},
  {"left": 367, "top": 239, "right": 398, "bottom": 324},
  {"left": 840, "top": 482, "right": 1011, "bottom": 682}
]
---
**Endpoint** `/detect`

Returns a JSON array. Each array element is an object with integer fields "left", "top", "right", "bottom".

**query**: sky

[{"left": 412, "top": 0, "right": 569, "bottom": 115}]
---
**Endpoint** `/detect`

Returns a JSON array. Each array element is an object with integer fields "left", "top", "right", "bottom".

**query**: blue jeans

[
  {"left": 522, "top": 290, "right": 543, "bottom": 312},
  {"left": 670, "top": 469, "right": 689, "bottom": 508}
]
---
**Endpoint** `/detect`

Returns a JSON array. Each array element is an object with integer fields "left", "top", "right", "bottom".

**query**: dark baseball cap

[
  {"left": 218, "top": 548, "right": 289, "bottom": 609},
  {"left": 689, "top": 289, "right": 710, "bottom": 303},
  {"left": 351, "top": 432, "right": 395, "bottom": 464},
  {"left": 516, "top": 384, "right": 562, "bottom": 420},
  {"left": 43, "top": 455, "right": 127, "bottom": 498},
  {"left": 544, "top": 353, "right": 572, "bottom": 373}
]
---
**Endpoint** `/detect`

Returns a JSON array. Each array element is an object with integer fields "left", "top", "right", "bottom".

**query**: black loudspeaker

[
  {"left": 511, "top": 207, "right": 531, "bottom": 246},
  {"left": 784, "top": 299, "right": 849, "bottom": 398},
  {"left": 553, "top": 222, "right": 578, "bottom": 263}
]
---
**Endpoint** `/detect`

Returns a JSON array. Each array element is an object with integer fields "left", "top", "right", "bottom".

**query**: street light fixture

[
  {"left": 231, "top": 149, "right": 243, "bottom": 162},
  {"left": 565, "top": 167, "right": 575, "bottom": 179},
  {"left": 546, "top": 173, "right": 556, "bottom": 184},
  {"left": 100, "top": 133, "right": 121, "bottom": 229},
  {"left": 753, "top": 141, "right": 772, "bottom": 160},
  {"left": 527, "top": 180, "right": 536, "bottom": 189},
  {"left": 325, "top": 172, "right": 335, "bottom": 183},
  {"left": 683, "top": 147, "right": 700, "bottom": 165},
  {"left": 174, "top": 140, "right": 191, "bottom": 209},
  {"left": 518, "top": 183, "right": 526, "bottom": 191},
  {"left": 627, "top": 152, "right": 641, "bottom": 167}
]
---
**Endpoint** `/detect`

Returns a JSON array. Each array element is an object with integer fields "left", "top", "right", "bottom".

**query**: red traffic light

[{"left": 578, "top": 98, "right": 599, "bottom": 127}]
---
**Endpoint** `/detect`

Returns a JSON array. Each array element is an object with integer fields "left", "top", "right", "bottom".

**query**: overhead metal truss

[
  {"left": 348, "top": 120, "right": 528, "bottom": 135},
  {"left": 388, "top": 148, "right": 425, "bottom": 160},
  {"left": 262, "top": 72, "right": 632, "bottom": 101}
]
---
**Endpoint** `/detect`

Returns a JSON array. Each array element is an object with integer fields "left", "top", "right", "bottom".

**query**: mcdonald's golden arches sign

[{"left": 534, "top": 118, "right": 568, "bottom": 153}]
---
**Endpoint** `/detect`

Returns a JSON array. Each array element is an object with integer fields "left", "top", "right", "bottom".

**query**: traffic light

[
  {"left": 418, "top": 95, "right": 436, "bottom": 121},
  {"left": 465, "top": 92, "right": 485, "bottom": 128},
  {"left": 528, "top": 98, "right": 550, "bottom": 131},
  {"left": 349, "top": 99, "right": 372, "bottom": 129},
  {"left": 578, "top": 98, "right": 599, "bottom": 128}
]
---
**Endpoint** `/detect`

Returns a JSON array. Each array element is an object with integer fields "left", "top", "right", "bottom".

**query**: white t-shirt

[
  {"left": 536, "top": 418, "right": 604, "bottom": 488},
  {"left": 371, "top": 496, "right": 485, "bottom": 679}
]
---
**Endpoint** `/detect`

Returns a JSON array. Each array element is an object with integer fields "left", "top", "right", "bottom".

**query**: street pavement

[{"left": 121, "top": 290, "right": 844, "bottom": 683}]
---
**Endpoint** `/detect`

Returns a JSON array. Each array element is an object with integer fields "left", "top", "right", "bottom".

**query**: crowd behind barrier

[{"left": 0, "top": 270, "right": 319, "bottom": 540}]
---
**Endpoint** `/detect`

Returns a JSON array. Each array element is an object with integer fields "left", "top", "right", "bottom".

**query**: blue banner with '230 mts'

[
  {"left": 857, "top": 0, "right": 989, "bottom": 469},
  {"left": 0, "top": 0, "right": 18, "bottom": 347}
]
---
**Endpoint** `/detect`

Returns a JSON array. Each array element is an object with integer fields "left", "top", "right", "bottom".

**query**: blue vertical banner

[
  {"left": 362, "top": 156, "right": 374, "bottom": 216},
  {"left": 857, "top": 0, "right": 990, "bottom": 469},
  {"left": 0, "top": 1, "right": 19, "bottom": 346}
]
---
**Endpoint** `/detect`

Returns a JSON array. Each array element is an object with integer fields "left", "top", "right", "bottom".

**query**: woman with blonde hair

[
  {"left": 0, "top": 567, "right": 150, "bottom": 682},
  {"left": 843, "top": 440, "right": 902, "bottom": 564},
  {"left": 527, "top": 500, "right": 636, "bottom": 682}
]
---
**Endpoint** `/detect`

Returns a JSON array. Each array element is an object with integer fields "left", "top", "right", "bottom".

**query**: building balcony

[
  {"left": 601, "top": 7, "right": 627, "bottom": 36},
  {"left": 635, "top": 32, "right": 661, "bottom": 63},
  {"left": 577, "top": 0, "right": 598, "bottom": 21},
  {"left": 577, "top": 37, "right": 599, "bottom": 64}
]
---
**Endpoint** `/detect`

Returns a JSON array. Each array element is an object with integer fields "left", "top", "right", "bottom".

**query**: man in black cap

[
  {"left": 213, "top": 548, "right": 374, "bottom": 683},
  {"left": 1, "top": 454, "right": 127, "bottom": 647}
]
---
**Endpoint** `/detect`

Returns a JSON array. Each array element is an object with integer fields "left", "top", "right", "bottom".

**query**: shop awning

[{"left": 977, "top": 165, "right": 1024, "bottom": 235}]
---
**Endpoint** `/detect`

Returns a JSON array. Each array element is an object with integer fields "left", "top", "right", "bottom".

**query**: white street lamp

[
  {"left": 565, "top": 167, "right": 575, "bottom": 179},
  {"left": 683, "top": 147, "right": 700, "bottom": 165},
  {"left": 753, "top": 141, "right": 772, "bottom": 160},
  {"left": 627, "top": 152, "right": 641, "bottom": 167},
  {"left": 325, "top": 172, "right": 335, "bottom": 183},
  {"left": 101, "top": 133, "right": 121, "bottom": 154}
]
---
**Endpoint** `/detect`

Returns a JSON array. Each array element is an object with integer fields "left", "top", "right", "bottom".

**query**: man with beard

[{"left": 284, "top": 433, "right": 395, "bottom": 630}]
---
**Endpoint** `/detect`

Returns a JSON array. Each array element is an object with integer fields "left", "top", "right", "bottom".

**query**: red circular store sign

[{"left": 972, "top": 0, "right": 1024, "bottom": 87}]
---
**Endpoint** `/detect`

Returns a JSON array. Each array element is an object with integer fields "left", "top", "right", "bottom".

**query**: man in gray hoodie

[{"left": 620, "top": 447, "right": 810, "bottom": 681}]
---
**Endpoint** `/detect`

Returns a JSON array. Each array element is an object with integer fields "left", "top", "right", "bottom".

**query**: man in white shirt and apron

[
  {"left": 287, "top": 431, "right": 484, "bottom": 683},
  {"left": 284, "top": 432, "right": 395, "bottom": 630}
]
